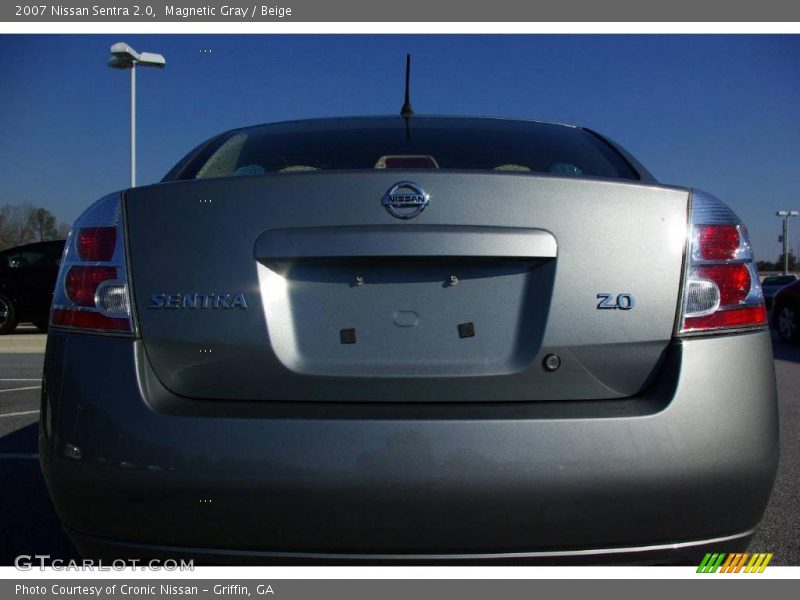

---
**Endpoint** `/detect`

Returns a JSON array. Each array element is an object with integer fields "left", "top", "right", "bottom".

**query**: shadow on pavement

[
  {"left": 0, "top": 423, "right": 78, "bottom": 565},
  {"left": 0, "top": 422, "right": 38, "bottom": 453}
]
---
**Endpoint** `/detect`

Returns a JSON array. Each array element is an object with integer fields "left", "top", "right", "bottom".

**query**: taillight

[
  {"left": 65, "top": 266, "right": 117, "bottom": 306},
  {"left": 77, "top": 227, "right": 116, "bottom": 261},
  {"left": 678, "top": 191, "right": 766, "bottom": 335},
  {"left": 50, "top": 193, "right": 134, "bottom": 334}
]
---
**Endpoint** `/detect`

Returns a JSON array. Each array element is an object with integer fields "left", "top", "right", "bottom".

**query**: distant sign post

[{"left": 776, "top": 210, "right": 799, "bottom": 275}]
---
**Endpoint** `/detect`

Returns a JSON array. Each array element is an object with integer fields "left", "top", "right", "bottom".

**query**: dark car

[
  {"left": 40, "top": 116, "right": 777, "bottom": 564},
  {"left": 761, "top": 274, "right": 798, "bottom": 309},
  {"left": 772, "top": 278, "right": 800, "bottom": 343},
  {"left": 0, "top": 240, "right": 65, "bottom": 334}
]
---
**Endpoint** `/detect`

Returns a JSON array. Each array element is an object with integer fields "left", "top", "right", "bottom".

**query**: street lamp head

[
  {"left": 110, "top": 42, "right": 140, "bottom": 61},
  {"left": 137, "top": 51, "right": 166, "bottom": 68},
  {"left": 777, "top": 210, "right": 800, "bottom": 217},
  {"left": 108, "top": 43, "right": 166, "bottom": 69}
]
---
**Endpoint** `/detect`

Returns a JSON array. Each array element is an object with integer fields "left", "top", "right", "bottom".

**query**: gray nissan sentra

[{"left": 39, "top": 116, "right": 778, "bottom": 564}]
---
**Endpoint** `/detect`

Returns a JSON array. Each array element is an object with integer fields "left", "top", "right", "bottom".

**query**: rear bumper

[
  {"left": 66, "top": 529, "right": 754, "bottom": 565},
  {"left": 40, "top": 330, "right": 779, "bottom": 563}
]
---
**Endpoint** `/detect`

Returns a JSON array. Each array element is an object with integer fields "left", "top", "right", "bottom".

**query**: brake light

[
  {"left": 695, "top": 264, "right": 751, "bottom": 306},
  {"left": 66, "top": 267, "right": 117, "bottom": 306},
  {"left": 679, "top": 191, "right": 766, "bottom": 334},
  {"left": 695, "top": 224, "right": 739, "bottom": 260},
  {"left": 51, "top": 309, "right": 131, "bottom": 330},
  {"left": 50, "top": 193, "right": 133, "bottom": 334},
  {"left": 374, "top": 155, "right": 439, "bottom": 169},
  {"left": 77, "top": 227, "right": 116, "bottom": 261}
]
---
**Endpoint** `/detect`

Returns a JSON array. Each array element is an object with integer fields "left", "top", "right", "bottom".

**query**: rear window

[
  {"left": 1, "top": 244, "right": 62, "bottom": 269},
  {"left": 169, "top": 117, "right": 640, "bottom": 182}
]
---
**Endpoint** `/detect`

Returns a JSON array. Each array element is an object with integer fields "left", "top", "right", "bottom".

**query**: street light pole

[
  {"left": 108, "top": 43, "right": 165, "bottom": 188},
  {"left": 776, "top": 210, "right": 799, "bottom": 275},
  {"left": 130, "top": 63, "right": 136, "bottom": 187}
]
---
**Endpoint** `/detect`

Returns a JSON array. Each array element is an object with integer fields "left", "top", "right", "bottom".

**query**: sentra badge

[{"left": 149, "top": 293, "right": 248, "bottom": 309}]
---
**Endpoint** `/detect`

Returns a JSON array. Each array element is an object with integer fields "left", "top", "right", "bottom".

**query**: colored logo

[{"left": 697, "top": 553, "right": 773, "bottom": 573}]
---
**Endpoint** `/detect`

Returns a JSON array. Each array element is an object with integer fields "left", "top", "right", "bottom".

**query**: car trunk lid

[{"left": 125, "top": 171, "right": 688, "bottom": 402}]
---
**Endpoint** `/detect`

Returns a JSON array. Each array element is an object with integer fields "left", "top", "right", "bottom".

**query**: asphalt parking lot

[
  {"left": 1, "top": 328, "right": 798, "bottom": 566},
  {"left": 0, "top": 327, "right": 77, "bottom": 564}
]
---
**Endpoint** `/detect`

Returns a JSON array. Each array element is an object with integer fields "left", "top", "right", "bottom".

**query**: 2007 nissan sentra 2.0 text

[{"left": 39, "top": 115, "right": 779, "bottom": 564}]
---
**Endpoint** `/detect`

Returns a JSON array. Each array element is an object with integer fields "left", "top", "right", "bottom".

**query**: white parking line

[
  {"left": 0, "top": 453, "right": 39, "bottom": 459},
  {"left": 0, "top": 410, "right": 40, "bottom": 418},
  {"left": 0, "top": 378, "right": 41, "bottom": 381},
  {"left": 0, "top": 386, "right": 41, "bottom": 394}
]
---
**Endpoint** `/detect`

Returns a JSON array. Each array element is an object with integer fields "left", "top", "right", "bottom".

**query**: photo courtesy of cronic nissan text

[{"left": 1, "top": 7, "right": 799, "bottom": 594}]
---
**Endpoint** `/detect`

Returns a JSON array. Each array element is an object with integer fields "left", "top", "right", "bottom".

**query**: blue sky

[{"left": 0, "top": 34, "right": 798, "bottom": 262}]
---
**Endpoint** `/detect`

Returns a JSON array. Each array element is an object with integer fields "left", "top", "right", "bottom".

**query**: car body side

[{"left": 772, "top": 279, "right": 800, "bottom": 343}]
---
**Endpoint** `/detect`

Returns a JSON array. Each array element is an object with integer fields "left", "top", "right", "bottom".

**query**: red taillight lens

[
  {"left": 683, "top": 306, "right": 767, "bottom": 331},
  {"left": 51, "top": 309, "right": 131, "bottom": 331},
  {"left": 696, "top": 264, "right": 751, "bottom": 306},
  {"left": 77, "top": 227, "right": 116, "bottom": 262},
  {"left": 696, "top": 224, "right": 740, "bottom": 260},
  {"left": 65, "top": 266, "right": 117, "bottom": 306}
]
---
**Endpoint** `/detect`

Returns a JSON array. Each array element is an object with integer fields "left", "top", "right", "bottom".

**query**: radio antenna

[{"left": 400, "top": 54, "right": 414, "bottom": 117}]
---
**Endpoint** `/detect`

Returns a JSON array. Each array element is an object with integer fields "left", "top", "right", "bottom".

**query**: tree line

[
  {"left": 0, "top": 204, "right": 70, "bottom": 252},
  {"left": 758, "top": 252, "right": 797, "bottom": 273}
]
